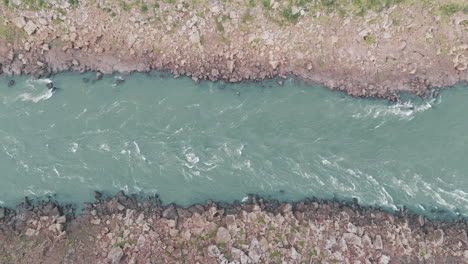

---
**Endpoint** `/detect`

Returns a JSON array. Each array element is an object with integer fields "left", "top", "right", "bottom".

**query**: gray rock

[
  {"left": 56, "top": 215, "right": 66, "bottom": 224},
  {"left": 24, "top": 21, "right": 37, "bottom": 35},
  {"left": 162, "top": 205, "right": 178, "bottom": 220},
  {"left": 343, "top": 233, "right": 362, "bottom": 247},
  {"left": 227, "top": 60, "right": 235, "bottom": 73},
  {"left": 116, "top": 202, "right": 125, "bottom": 211},
  {"left": 248, "top": 247, "right": 262, "bottom": 262},
  {"left": 0, "top": 207, "right": 5, "bottom": 219},
  {"left": 347, "top": 222, "right": 357, "bottom": 234},
  {"left": 95, "top": 71, "right": 103, "bottom": 81},
  {"left": 25, "top": 228, "right": 36, "bottom": 237},
  {"left": 7, "top": 80, "right": 15, "bottom": 87},
  {"left": 290, "top": 247, "right": 301, "bottom": 260},
  {"left": 379, "top": 255, "right": 390, "bottom": 264},
  {"left": 374, "top": 235, "right": 383, "bottom": 250},
  {"left": 215, "top": 227, "right": 231, "bottom": 244},
  {"left": 207, "top": 245, "right": 221, "bottom": 258},
  {"left": 231, "top": 247, "right": 250, "bottom": 264},
  {"left": 13, "top": 17, "right": 26, "bottom": 28},
  {"left": 108, "top": 247, "right": 124, "bottom": 264},
  {"left": 434, "top": 229, "right": 444, "bottom": 246},
  {"left": 417, "top": 215, "right": 425, "bottom": 227}
]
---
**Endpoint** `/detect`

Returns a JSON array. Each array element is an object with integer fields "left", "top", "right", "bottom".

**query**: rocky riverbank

[
  {"left": 0, "top": 193, "right": 467, "bottom": 263},
  {"left": 0, "top": 0, "right": 467, "bottom": 99}
]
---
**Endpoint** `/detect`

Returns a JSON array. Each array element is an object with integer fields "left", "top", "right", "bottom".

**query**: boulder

[
  {"left": 95, "top": 71, "right": 103, "bottom": 81},
  {"left": 379, "top": 255, "right": 390, "bottom": 264},
  {"left": 13, "top": 17, "right": 26, "bottom": 28},
  {"left": 434, "top": 229, "right": 444, "bottom": 246},
  {"left": 108, "top": 247, "right": 124, "bottom": 264},
  {"left": 7, "top": 80, "right": 15, "bottom": 87},
  {"left": 162, "top": 205, "right": 178, "bottom": 220},
  {"left": 343, "top": 233, "right": 362, "bottom": 247},
  {"left": 24, "top": 21, "right": 37, "bottom": 35},
  {"left": 207, "top": 245, "right": 221, "bottom": 258},
  {"left": 373, "top": 235, "right": 383, "bottom": 249},
  {"left": 215, "top": 227, "right": 231, "bottom": 244}
]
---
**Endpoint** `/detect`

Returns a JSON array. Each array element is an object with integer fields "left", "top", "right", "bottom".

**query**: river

[{"left": 0, "top": 73, "right": 466, "bottom": 219}]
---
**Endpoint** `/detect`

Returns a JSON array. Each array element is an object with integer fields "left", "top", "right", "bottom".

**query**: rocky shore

[
  {"left": 0, "top": 193, "right": 467, "bottom": 263},
  {"left": 0, "top": 0, "right": 467, "bottom": 99}
]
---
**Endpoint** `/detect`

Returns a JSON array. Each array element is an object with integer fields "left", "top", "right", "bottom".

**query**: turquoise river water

[{"left": 0, "top": 73, "right": 467, "bottom": 218}]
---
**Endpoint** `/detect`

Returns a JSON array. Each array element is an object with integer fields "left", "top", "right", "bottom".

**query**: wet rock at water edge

[
  {"left": 7, "top": 80, "right": 15, "bottom": 87},
  {"left": 95, "top": 71, "right": 103, "bottom": 81},
  {"left": 46, "top": 82, "right": 54, "bottom": 89},
  {"left": 0, "top": 207, "right": 5, "bottom": 219},
  {"left": 82, "top": 77, "right": 90, "bottom": 83},
  {"left": 115, "top": 78, "right": 125, "bottom": 85},
  {"left": 94, "top": 191, "right": 103, "bottom": 200}
]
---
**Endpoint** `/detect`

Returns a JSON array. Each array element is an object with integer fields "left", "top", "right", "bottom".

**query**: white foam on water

[
  {"left": 17, "top": 89, "right": 54, "bottom": 103},
  {"left": 438, "top": 188, "right": 468, "bottom": 204},
  {"left": 421, "top": 181, "right": 455, "bottom": 209},
  {"left": 70, "top": 143, "right": 79, "bottom": 153},
  {"left": 32, "top": 78, "right": 53, "bottom": 84},
  {"left": 75, "top": 108, "right": 88, "bottom": 119},
  {"left": 133, "top": 141, "right": 146, "bottom": 161},
  {"left": 19, "top": 160, "right": 29, "bottom": 171},
  {"left": 352, "top": 97, "right": 438, "bottom": 121},
  {"left": 0, "top": 200, "right": 4, "bottom": 205},
  {"left": 99, "top": 144, "right": 110, "bottom": 151},
  {"left": 186, "top": 153, "right": 199, "bottom": 164},
  {"left": 241, "top": 196, "right": 249, "bottom": 202}
]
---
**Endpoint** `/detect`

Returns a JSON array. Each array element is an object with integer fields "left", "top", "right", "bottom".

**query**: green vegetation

[
  {"left": 364, "top": 34, "right": 375, "bottom": 44},
  {"left": 113, "top": 241, "right": 126, "bottom": 247},
  {"left": 270, "top": 250, "right": 282, "bottom": 259},
  {"left": 214, "top": 15, "right": 224, "bottom": 32},
  {"left": 282, "top": 6, "right": 301, "bottom": 23},
  {"left": 439, "top": 3, "right": 463, "bottom": 16},
  {"left": 242, "top": 9, "right": 255, "bottom": 23},
  {"left": 68, "top": 0, "right": 79, "bottom": 6},
  {"left": 0, "top": 19, "right": 24, "bottom": 43},
  {"left": 2, "top": 0, "right": 9, "bottom": 5},
  {"left": 217, "top": 242, "right": 227, "bottom": 248},
  {"left": 141, "top": 4, "right": 148, "bottom": 12},
  {"left": 117, "top": 231, "right": 124, "bottom": 238}
]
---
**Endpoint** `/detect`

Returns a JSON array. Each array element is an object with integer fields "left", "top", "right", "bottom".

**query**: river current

[{"left": 0, "top": 73, "right": 466, "bottom": 218}]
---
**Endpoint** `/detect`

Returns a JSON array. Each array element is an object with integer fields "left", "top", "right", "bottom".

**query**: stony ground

[
  {"left": 0, "top": 193, "right": 467, "bottom": 264},
  {"left": 0, "top": 0, "right": 467, "bottom": 99}
]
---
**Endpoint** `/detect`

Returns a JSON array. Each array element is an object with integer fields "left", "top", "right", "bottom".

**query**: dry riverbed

[
  {"left": 0, "top": 193, "right": 467, "bottom": 264},
  {"left": 0, "top": 0, "right": 467, "bottom": 99}
]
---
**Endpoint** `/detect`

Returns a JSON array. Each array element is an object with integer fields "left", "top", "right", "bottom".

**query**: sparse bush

[{"left": 440, "top": 3, "right": 462, "bottom": 16}]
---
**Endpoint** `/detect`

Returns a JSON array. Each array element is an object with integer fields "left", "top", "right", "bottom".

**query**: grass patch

[
  {"left": 217, "top": 242, "right": 227, "bottom": 248},
  {"left": 364, "top": 34, "right": 375, "bottom": 44},
  {"left": 0, "top": 22, "right": 23, "bottom": 43},
  {"left": 242, "top": 9, "right": 255, "bottom": 23},
  {"left": 282, "top": 7, "right": 301, "bottom": 24},
  {"left": 113, "top": 241, "right": 127, "bottom": 247},
  {"left": 440, "top": 3, "right": 462, "bottom": 16},
  {"left": 68, "top": 0, "right": 78, "bottom": 6},
  {"left": 214, "top": 15, "right": 224, "bottom": 32}
]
